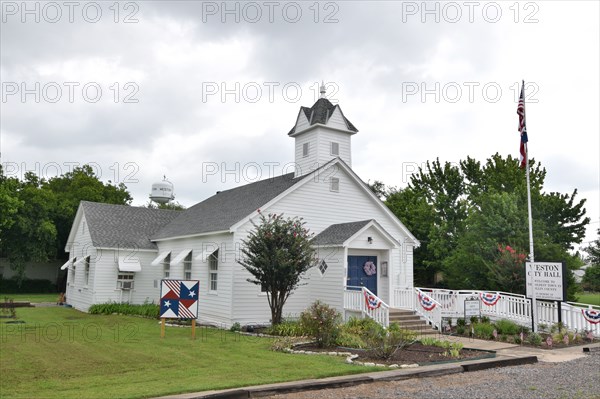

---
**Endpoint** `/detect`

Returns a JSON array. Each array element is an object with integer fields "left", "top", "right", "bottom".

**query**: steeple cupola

[{"left": 288, "top": 85, "right": 358, "bottom": 177}]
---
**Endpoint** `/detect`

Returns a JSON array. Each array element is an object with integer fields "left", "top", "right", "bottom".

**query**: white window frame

[
  {"left": 183, "top": 252, "right": 192, "bottom": 280},
  {"left": 330, "top": 177, "right": 340, "bottom": 192},
  {"left": 84, "top": 256, "right": 90, "bottom": 286},
  {"left": 163, "top": 253, "right": 171, "bottom": 278},
  {"left": 318, "top": 259, "right": 328, "bottom": 276},
  {"left": 303, "top": 142, "right": 309, "bottom": 157},
  {"left": 70, "top": 257, "right": 77, "bottom": 285},
  {"left": 330, "top": 142, "right": 339, "bottom": 156},
  {"left": 117, "top": 272, "right": 135, "bottom": 290},
  {"left": 209, "top": 250, "right": 218, "bottom": 292}
]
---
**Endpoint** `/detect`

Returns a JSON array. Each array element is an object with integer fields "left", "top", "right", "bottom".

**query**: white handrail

[
  {"left": 343, "top": 286, "right": 389, "bottom": 327},
  {"left": 392, "top": 287, "right": 600, "bottom": 337}
]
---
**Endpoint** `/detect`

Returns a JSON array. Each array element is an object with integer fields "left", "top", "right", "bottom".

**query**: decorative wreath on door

[{"left": 363, "top": 261, "right": 376, "bottom": 276}]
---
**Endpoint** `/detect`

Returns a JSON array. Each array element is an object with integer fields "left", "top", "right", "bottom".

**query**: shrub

[
  {"left": 267, "top": 319, "right": 306, "bottom": 336},
  {"left": 230, "top": 322, "right": 241, "bottom": 332},
  {"left": 470, "top": 316, "right": 479, "bottom": 324},
  {"left": 342, "top": 316, "right": 383, "bottom": 336},
  {"left": 494, "top": 319, "right": 521, "bottom": 335},
  {"left": 456, "top": 325, "right": 466, "bottom": 335},
  {"left": 88, "top": 302, "right": 159, "bottom": 318},
  {"left": 473, "top": 322, "right": 495, "bottom": 339},
  {"left": 456, "top": 318, "right": 466, "bottom": 327},
  {"left": 336, "top": 331, "right": 367, "bottom": 349},
  {"left": 480, "top": 316, "right": 491, "bottom": 324},
  {"left": 528, "top": 332, "right": 543, "bottom": 345},
  {"left": 364, "top": 325, "right": 417, "bottom": 360},
  {"left": 299, "top": 301, "right": 341, "bottom": 348}
]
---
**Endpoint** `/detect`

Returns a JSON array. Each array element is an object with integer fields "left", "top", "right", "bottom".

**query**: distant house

[{"left": 63, "top": 89, "right": 419, "bottom": 327}]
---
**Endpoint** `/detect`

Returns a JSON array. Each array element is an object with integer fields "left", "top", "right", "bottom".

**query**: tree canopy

[
  {"left": 378, "top": 153, "right": 589, "bottom": 299},
  {"left": 238, "top": 213, "right": 316, "bottom": 324},
  {"left": 0, "top": 165, "right": 132, "bottom": 281}
]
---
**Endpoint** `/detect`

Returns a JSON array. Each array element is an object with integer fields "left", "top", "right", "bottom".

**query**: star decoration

[
  {"left": 189, "top": 291, "right": 196, "bottom": 297},
  {"left": 164, "top": 300, "right": 171, "bottom": 307}
]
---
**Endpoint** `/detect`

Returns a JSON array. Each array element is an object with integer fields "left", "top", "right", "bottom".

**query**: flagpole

[{"left": 522, "top": 79, "right": 537, "bottom": 332}]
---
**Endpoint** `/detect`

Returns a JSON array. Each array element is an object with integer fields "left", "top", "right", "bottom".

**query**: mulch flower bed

[{"left": 291, "top": 342, "right": 493, "bottom": 366}]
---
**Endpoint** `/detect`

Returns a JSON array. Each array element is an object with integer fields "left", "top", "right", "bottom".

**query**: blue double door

[{"left": 347, "top": 255, "right": 377, "bottom": 295}]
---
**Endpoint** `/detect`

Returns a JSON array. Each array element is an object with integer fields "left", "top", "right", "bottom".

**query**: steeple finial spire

[{"left": 319, "top": 81, "right": 326, "bottom": 98}]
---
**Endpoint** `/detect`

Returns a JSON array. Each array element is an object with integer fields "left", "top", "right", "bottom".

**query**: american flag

[
  {"left": 160, "top": 280, "right": 200, "bottom": 319},
  {"left": 517, "top": 80, "right": 528, "bottom": 169}
]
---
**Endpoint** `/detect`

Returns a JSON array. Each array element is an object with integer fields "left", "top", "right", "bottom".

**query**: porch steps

[{"left": 389, "top": 309, "right": 438, "bottom": 336}]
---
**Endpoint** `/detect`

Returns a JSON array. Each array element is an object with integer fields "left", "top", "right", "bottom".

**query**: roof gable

[
  {"left": 75, "top": 202, "right": 180, "bottom": 250},
  {"left": 288, "top": 98, "right": 358, "bottom": 135},
  {"left": 152, "top": 173, "right": 302, "bottom": 240},
  {"left": 312, "top": 220, "right": 372, "bottom": 246}
]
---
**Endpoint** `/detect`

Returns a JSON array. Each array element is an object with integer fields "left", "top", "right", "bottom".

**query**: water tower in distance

[{"left": 149, "top": 176, "right": 175, "bottom": 204}]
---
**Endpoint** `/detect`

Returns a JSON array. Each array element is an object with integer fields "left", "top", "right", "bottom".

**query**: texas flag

[{"left": 160, "top": 280, "right": 199, "bottom": 319}]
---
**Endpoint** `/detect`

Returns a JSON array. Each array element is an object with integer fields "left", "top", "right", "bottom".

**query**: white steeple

[{"left": 287, "top": 88, "right": 358, "bottom": 177}]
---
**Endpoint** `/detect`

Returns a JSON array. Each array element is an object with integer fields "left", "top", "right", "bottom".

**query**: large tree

[
  {"left": 380, "top": 153, "right": 589, "bottom": 296},
  {"left": 0, "top": 165, "right": 132, "bottom": 281},
  {"left": 238, "top": 213, "right": 316, "bottom": 325}
]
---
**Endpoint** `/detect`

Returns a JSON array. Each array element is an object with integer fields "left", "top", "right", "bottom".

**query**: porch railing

[
  {"left": 343, "top": 287, "right": 389, "bottom": 327},
  {"left": 392, "top": 287, "right": 600, "bottom": 337}
]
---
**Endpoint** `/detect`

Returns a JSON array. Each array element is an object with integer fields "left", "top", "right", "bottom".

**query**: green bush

[
  {"left": 456, "top": 318, "right": 466, "bottom": 327},
  {"left": 363, "top": 325, "right": 417, "bottom": 360},
  {"left": 230, "top": 322, "right": 241, "bottom": 332},
  {"left": 88, "top": 302, "right": 159, "bottom": 319},
  {"left": 266, "top": 319, "right": 306, "bottom": 336},
  {"left": 473, "top": 322, "right": 495, "bottom": 339},
  {"left": 299, "top": 301, "right": 341, "bottom": 348},
  {"left": 336, "top": 331, "right": 366, "bottom": 349},
  {"left": 494, "top": 319, "right": 521, "bottom": 335},
  {"left": 480, "top": 316, "right": 491, "bottom": 324},
  {"left": 528, "top": 332, "right": 543, "bottom": 345},
  {"left": 456, "top": 325, "right": 466, "bottom": 335},
  {"left": 0, "top": 277, "right": 56, "bottom": 293}
]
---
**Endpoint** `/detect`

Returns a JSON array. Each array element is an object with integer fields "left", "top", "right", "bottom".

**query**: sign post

[
  {"left": 526, "top": 262, "right": 567, "bottom": 330},
  {"left": 464, "top": 296, "right": 480, "bottom": 321},
  {"left": 159, "top": 279, "right": 200, "bottom": 339}
]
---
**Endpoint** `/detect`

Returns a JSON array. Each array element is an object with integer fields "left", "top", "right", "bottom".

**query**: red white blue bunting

[
  {"left": 480, "top": 292, "right": 501, "bottom": 306},
  {"left": 581, "top": 309, "right": 600, "bottom": 324},
  {"left": 418, "top": 292, "right": 436, "bottom": 311},
  {"left": 363, "top": 288, "right": 382, "bottom": 310}
]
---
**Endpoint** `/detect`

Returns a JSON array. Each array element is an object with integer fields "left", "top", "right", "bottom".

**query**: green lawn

[
  {"left": 0, "top": 307, "right": 381, "bottom": 399},
  {"left": 0, "top": 293, "right": 59, "bottom": 303},
  {"left": 575, "top": 292, "right": 600, "bottom": 306}
]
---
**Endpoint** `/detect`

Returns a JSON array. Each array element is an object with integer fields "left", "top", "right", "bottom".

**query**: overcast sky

[{"left": 1, "top": 1, "right": 598, "bottom": 250}]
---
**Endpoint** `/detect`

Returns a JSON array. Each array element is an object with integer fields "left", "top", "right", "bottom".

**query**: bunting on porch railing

[
  {"left": 363, "top": 288, "right": 382, "bottom": 310},
  {"left": 480, "top": 292, "right": 501, "bottom": 306},
  {"left": 581, "top": 309, "right": 600, "bottom": 324},
  {"left": 418, "top": 292, "right": 436, "bottom": 311}
]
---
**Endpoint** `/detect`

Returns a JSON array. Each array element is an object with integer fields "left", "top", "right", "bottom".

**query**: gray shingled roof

[
  {"left": 288, "top": 98, "right": 358, "bottom": 135},
  {"left": 312, "top": 220, "right": 373, "bottom": 246},
  {"left": 81, "top": 201, "right": 181, "bottom": 250},
  {"left": 152, "top": 172, "right": 302, "bottom": 240}
]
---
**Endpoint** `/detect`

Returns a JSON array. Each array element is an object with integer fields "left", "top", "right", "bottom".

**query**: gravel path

[{"left": 266, "top": 352, "right": 600, "bottom": 399}]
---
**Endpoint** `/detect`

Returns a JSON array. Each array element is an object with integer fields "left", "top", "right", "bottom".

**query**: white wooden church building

[{"left": 63, "top": 88, "right": 419, "bottom": 327}]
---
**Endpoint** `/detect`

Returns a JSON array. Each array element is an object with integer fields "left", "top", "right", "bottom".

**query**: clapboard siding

[
  {"left": 315, "top": 127, "right": 352, "bottom": 167},
  {"left": 327, "top": 107, "right": 350, "bottom": 131},
  {"left": 294, "top": 111, "right": 310, "bottom": 132},
  {"left": 154, "top": 233, "right": 234, "bottom": 326},
  {"left": 65, "top": 214, "right": 95, "bottom": 311},
  {"left": 232, "top": 166, "right": 415, "bottom": 323},
  {"left": 294, "top": 130, "right": 320, "bottom": 177}
]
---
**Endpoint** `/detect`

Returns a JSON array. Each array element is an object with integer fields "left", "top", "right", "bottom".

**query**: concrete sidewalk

[{"left": 154, "top": 340, "right": 600, "bottom": 399}]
